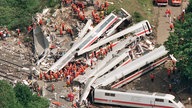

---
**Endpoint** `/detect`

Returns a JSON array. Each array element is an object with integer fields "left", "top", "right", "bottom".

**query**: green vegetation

[
  {"left": 164, "top": 0, "right": 192, "bottom": 81},
  {"left": 0, "top": 80, "right": 49, "bottom": 108},
  {"left": 107, "top": 0, "right": 153, "bottom": 22},
  {"left": 0, "top": 80, "right": 22, "bottom": 108},
  {"left": 132, "top": 12, "right": 144, "bottom": 22},
  {"left": 0, "top": 0, "right": 59, "bottom": 30}
]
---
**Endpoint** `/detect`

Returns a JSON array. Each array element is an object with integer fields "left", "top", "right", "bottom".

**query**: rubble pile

[{"left": 33, "top": 1, "right": 106, "bottom": 73}]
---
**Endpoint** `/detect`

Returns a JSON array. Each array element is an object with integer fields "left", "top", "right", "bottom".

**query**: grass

[{"left": 107, "top": 0, "right": 153, "bottom": 23}]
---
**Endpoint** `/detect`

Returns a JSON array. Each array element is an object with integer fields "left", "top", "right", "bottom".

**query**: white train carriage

[
  {"left": 91, "top": 46, "right": 168, "bottom": 88},
  {"left": 111, "top": 56, "right": 169, "bottom": 88},
  {"left": 78, "top": 20, "right": 152, "bottom": 56},
  {"left": 92, "top": 89, "right": 185, "bottom": 108}
]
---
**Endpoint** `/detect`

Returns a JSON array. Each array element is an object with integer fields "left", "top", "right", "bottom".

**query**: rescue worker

[
  {"left": 165, "top": 9, "right": 169, "bottom": 17},
  {"left": 50, "top": 74, "right": 53, "bottom": 81},
  {"left": 28, "top": 25, "right": 32, "bottom": 33},
  {"left": 39, "top": 72, "right": 43, "bottom": 80},
  {"left": 90, "top": 59, "right": 93, "bottom": 67},
  {"left": 60, "top": 27, "right": 63, "bottom": 35},
  {"left": 104, "top": 48, "right": 108, "bottom": 55},
  {"left": 51, "top": 84, "right": 55, "bottom": 92},
  {"left": 170, "top": 23, "right": 174, "bottom": 31},
  {"left": 109, "top": 42, "right": 113, "bottom": 51},
  {"left": 167, "top": 68, "right": 171, "bottom": 78},
  {"left": 39, "top": 19, "right": 43, "bottom": 25},
  {"left": 78, "top": 11, "right": 85, "bottom": 21},
  {"left": 104, "top": 0, "right": 109, "bottom": 10},
  {"left": 61, "top": 23, "right": 65, "bottom": 31},
  {"left": 167, "top": 9, "right": 171, "bottom": 17},
  {"left": 67, "top": 28, "right": 74, "bottom": 37},
  {"left": 18, "top": 41, "right": 21, "bottom": 48},
  {"left": 66, "top": 75, "right": 71, "bottom": 86},
  {"left": 0, "top": 31, "right": 3, "bottom": 40},
  {"left": 168, "top": 84, "right": 172, "bottom": 92},
  {"left": 54, "top": 25, "right": 58, "bottom": 32},
  {"left": 16, "top": 28, "right": 20, "bottom": 36},
  {"left": 99, "top": 48, "right": 103, "bottom": 58},
  {"left": 150, "top": 73, "right": 155, "bottom": 82}
]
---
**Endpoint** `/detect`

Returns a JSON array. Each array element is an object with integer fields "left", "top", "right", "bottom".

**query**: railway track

[
  {"left": 0, "top": 69, "right": 21, "bottom": 82},
  {"left": 0, "top": 46, "right": 31, "bottom": 83}
]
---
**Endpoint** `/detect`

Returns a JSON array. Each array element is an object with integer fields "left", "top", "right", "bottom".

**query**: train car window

[
  {"left": 105, "top": 93, "right": 115, "bottom": 97},
  {"left": 110, "top": 93, "right": 115, "bottom": 97},
  {"left": 105, "top": 93, "right": 110, "bottom": 96},
  {"left": 155, "top": 98, "right": 164, "bottom": 102},
  {"left": 169, "top": 100, "right": 173, "bottom": 103}
]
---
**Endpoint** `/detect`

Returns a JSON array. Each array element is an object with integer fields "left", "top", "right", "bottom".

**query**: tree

[
  {"left": 0, "top": 80, "right": 22, "bottom": 108},
  {"left": 164, "top": 2, "right": 192, "bottom": 80},
  {"left": 186, "top": 0, "right": 192, "bottom": 13},
  {"left": 14, "top": 83, "right": 33, "bottom": 107},
  {"left": 27, "top": 95, "right": 49, "bottom": 108},
  {"left": 14, "top": 83, "right": 49, "bottom": 108}
]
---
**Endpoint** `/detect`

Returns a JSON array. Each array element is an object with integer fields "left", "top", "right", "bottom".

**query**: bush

[{"left": 133, "top": 12, "right": 144, "bottom": 22}]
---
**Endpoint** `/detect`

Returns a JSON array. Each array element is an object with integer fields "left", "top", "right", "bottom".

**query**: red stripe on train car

[
  {"left": 94, "top": 98, "right": 174, "bottom": 108},
  {"left": 83, "top": 17, "right": 118, "bottom": 50},
  {"left": 112, "top": 57, "right": 168, "bottom": 88}
]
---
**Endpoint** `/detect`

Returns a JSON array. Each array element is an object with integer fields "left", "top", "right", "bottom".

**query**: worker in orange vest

[
  {"left": 16, "top": 28, "right": 20, "bottom": 36},
  {"left": 50, "top": 74, "right": 53, "bottom": 81},
  {"left": 90, "top": 59, "right": 93, "bottom": 66},
  {"left": 18, "top": 41, "right": 21, "bottom": 48},
  {"left": 167, "top": 9, "right": 171, "bottom": 17},
  {"left": 0, "top": 31, "right": 3, "bottom": 40},
  {"left": 165, "top": 9, "right": 169, "bottom": 17},
  {"left": 170, "top": 23, "right": 174, "bottom": 31},
  {"left": 104, "top": 0, "right": 109, "bottom": 10},
  {"left": 168, "top": 84, "right": 172, "bottom": 92},
  {"left": 54, "top": 25, "right": 58, "bottom": 32},
  {"left": 51, "top": 84, "right": 55, "bottom": 92},
  {"left": 167, "top": 68, "right": 171, "bottom": 78},
  {"left": 60, "top": 27, "right": 63, "bottom": 35},
  {"left": 109, "top": 42, "right": 113, "bottom": 51},
  {"left": 28, "top": 25, "right": 32, "bottom": 33},
  {"left": 61, "top": 23, "right": 65, "bottom": 31},
  {"left": 150, "top": 73, "right": 155, "bottom": 82},
  {"left": 39, "top": 72, "right": 43, "bottom": 80},
  {"left": 39, "top": 19, "right": 43, "bottom": 25}
]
